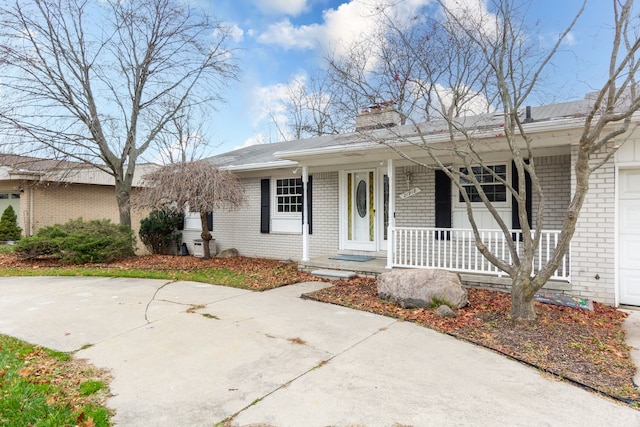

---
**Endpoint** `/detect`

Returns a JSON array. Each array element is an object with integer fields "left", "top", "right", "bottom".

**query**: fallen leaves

[
  {"left": 306, "top": 277, "right": 639, "bottom": 403},
  {"left": 0, "top": 253, "right": 324, "bottom": 291},
  {"left": 2, "top": 252, "right": 637, "bottom": 404},
  {"left": 0, "top": 339, "right": 112, "bottom": 423}
]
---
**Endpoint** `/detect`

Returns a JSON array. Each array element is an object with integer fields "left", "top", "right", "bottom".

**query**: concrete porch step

[{"left": 311, "top": 269, "right": 357, "bottom": 280}]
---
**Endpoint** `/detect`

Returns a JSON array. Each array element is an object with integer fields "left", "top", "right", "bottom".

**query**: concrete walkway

[{"left": 0, "top": 276, "right": 639, "bottom": 427}]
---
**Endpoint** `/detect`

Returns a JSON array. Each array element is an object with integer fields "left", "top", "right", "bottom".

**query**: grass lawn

[
  {"left": 0, "top": 334, "right": 111, "bottom": 426},
  {"left": 0, "top": 251, "right": 320, "bottom": 425}
]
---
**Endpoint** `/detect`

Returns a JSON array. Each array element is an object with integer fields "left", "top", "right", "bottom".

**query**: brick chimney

[{"left": 355, "top": 102, "right": 400, "bottom": 131}]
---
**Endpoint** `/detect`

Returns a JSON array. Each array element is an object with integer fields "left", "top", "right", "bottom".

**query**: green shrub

[
  {"left": 0, "top": 205, "right": 22, "bottom": 241},
  {"left": 15, "top": 218, "right": 135, "bottom": 264},
  {"left": 139, "top": 210, "right": 183, "bottom": 254},
  {"left": 428, "top": 295, "right": 453, "bottom": 309}
]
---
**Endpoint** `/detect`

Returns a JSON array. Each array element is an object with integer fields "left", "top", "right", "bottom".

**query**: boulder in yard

[
  {"left": 217, "top": 248, "right": 239, "bottom": 258},
  {"left": 377, "top": 269, "right": 468, "bottom": 309},
  {"left": 437, "top": 304, "right": 457, "bottom": 318}
]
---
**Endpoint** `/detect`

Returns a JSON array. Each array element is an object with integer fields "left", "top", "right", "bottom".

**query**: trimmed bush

[
  {"left": 139, "top": 210, "right": 183, "bottom": 255},
  {"left": 0, "top": 205, "right": 22, "bottom": 241},
  {"left": 15, "top": 218, "right": 135, "bottom": 264}
]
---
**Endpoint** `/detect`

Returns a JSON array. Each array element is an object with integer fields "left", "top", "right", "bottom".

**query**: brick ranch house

[
  {"left": 0, "top": 154, "right": 155, "bottom": 250},
  {"left": 182, "top": 93, "right": 640, "bottom": 307}
]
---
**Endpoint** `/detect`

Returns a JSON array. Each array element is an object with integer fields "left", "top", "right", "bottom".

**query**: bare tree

[
  {"left": 0, "top": 0, "right": 238, "bottom": 227},
  {"left": 132, "top": 161, "right": 244, "bottom": 260},
  {"left": 153, "top": 105, "right": 213, "bottom": 165},
  {"left": 270, "top": 71, "right": 363, "bottom": 141},
  {"left": 328, "top": 0, "right": 640, "bottom": 320}
]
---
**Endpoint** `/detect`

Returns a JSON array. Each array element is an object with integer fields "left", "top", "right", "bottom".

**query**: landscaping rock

[
  {"left": 217, "top": 248, "right": 239, "bottom": 258},
  {"left": 377, "top": 269, "right": 468, "bottom": 309},
  {"left": 437, "top": 304, "right": 457, "bottom": 318}
]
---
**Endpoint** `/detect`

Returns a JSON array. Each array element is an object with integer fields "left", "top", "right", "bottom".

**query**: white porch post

[
  {"left": 386, "top": 158, "right": 395, "bottom": 269},
  {"left": 302, "top": 165, "right": 310, "bottom": 262}
]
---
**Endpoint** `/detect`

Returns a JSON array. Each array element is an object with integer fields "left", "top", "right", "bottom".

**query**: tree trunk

[
  {"left": 510, "top": 275, "right": 537, "bottom": 320},
  {"left": 199, "top": 211, "right": 213, "bottom": 260},
  {"left": 115, "top": 181, "right": 132, "bottom": 228}
]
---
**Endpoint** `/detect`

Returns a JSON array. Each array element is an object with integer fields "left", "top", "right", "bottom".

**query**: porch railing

[{"left": 389, "top": 227, "right": 570, "bottom": 281}]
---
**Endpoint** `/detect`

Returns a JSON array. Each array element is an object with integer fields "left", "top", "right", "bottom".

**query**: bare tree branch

[
  {"left": 326, "top": 0, "right": 640, "bottom": 320},
  {"left": 131, "top": 161, "right": 244, "bottom": 259},
  {"left": 0, "top": 0, "right": 238, "bottom": 226}
]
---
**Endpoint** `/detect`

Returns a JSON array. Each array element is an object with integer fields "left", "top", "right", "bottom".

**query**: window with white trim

[
  {"left": 0, "top": 193, "right": 20, "bottom": 200},
  {"left": 275, "top": 178, "right": 302, "bottom": 213},
  {"left": 459, "top": 164, "right": 507, "bottom": 203}
]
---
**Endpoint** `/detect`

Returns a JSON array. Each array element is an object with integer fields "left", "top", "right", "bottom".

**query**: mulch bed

[
  {"left": 0, "top": 253, "right": 322, "bottom": 291},
  {"left": 306, "top": 277, "right": 639, "bottom": 404}
]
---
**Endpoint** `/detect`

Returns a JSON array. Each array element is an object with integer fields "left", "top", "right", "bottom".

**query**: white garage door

[{"left": 619, "top": 169, "right": 640, "bottom": 306}]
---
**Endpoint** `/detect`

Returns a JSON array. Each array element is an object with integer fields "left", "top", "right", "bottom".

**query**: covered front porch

[{"left": 299, "top": 225, "right": 572, "bottom": 293}]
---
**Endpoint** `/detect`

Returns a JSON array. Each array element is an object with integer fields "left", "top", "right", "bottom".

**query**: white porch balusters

[{"left": 390, "top": 227, "right": 570, "bottom": 281}]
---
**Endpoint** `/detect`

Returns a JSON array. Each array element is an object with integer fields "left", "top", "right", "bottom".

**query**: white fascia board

[
  {"left": 221, "top": 160, "right": 298, "bottom": 172},
  {"left": 272, "top": 113, "right": 640, "bottom": 162},
  {"left": 8, "top": 171, "right": 43, "bottom": 180},
  {"left": 272, "top": 117, "right": 592, "bottom": 161},
  {"left": 274, "top": 141, "right": 380, "bottom": 159}
]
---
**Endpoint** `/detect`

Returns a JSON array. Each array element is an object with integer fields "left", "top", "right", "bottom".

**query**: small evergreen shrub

[
  {"left": 139, "top": 210, "right": 183, "bottom": 254},
  {"left": 0, "top": 205, "right": 22, "bottom": 241},
  {"left": 15, "top": 218, "right": 135, "bottom": 264}
]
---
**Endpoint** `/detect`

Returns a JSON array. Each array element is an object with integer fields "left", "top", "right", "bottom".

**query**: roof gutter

[
  {"left": 8, "top": 171, "right": 44, "bottom": 180},
  {"left": 273, "top": 114, "right": 634, "bottom": 161},
  {"left": 221, "top": 159, "right": 299, "bottom": 172}
]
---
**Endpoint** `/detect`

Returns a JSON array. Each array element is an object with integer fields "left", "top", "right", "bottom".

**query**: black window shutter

[
  {"left": 206, "top": 212, "right": 213, "bottom": 232},
  {"left": 305, "top": 175, "right": 313, "bottom": 235},
  {"left": 511, "top": 160, "right": 532, "bottom": 230},
  {"left": 260, "top": 178, "right": 270, "bottom": 233},
  {"left": 435, "top": 169, "right": 452, "bottom": 240}
]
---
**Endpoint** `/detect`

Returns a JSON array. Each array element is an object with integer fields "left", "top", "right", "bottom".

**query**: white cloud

[
  {"left": 436, "top": 83, "right": 492, "bottom": 115},
  {"left": 564, "top": 31, "right": 576, "bottom": 46},
  {"left": 251, "top": 78, "right": 300, "bottom": 127},
  {"left": 255, "top": 0, "right": 309, "bottom": 16},
  {"left": 245, "top": 75, "right": 308, "bottom": 142},
  {"left": 257, "top": 0, "right": 433, "bottom": 54},
  {"left": 257, "top": 19, "right": 322, "bottom": 50},
  {"left": 236, "top": 133, "right": 265, "bottom": 150},
  {"left": 441, "top": 0, "right": 500, "bottom": 41},
  {"left": 224, "top": 22, "right": 245, "bottom": 43}
]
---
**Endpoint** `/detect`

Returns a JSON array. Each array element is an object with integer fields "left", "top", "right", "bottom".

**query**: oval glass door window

[{"left": 356, "top": 180, "right": 367, "bottom": 218}]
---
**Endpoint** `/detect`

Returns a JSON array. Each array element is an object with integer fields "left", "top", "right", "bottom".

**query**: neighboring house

[
  {"left": 183, "top": 93, "right": 640, "bottom": 307},
  {"left": 0, "top": 154, "right": 155, "bottom": 250}
]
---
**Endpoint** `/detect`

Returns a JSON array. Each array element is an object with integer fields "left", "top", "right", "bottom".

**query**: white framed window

[
  {"left": 458, "top": 164, "right": 508, "bottom": 204},
  {"left": 452, "top": 163, "right": 511, "bottom": 230},
  {"left": 0, "top": 193, "right": 20, "bottom": 200},
  {"left": 275, "top": 178, "right": 303, "bottom": 213},
  {"left": 271, "top": 177, "right": 303, "bottom": 233}
]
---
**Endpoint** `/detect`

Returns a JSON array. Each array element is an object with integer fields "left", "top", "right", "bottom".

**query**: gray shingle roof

[
  {"left": 204, "top": 132, "right": 363, "bottom": 168},
  {"left": 204, "top": 94, "right": 599, "bottom": 169},
  {"left": 0, "top": 154, "right": 80, "bottom": 173}
]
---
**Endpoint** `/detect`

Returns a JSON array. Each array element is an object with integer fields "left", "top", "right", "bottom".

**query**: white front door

[
  {"left": 619, "top": 168, "right": 640, "bottom": 305},
  {"left": 344, "top": 170, "right": 376, "bottom": 251}
]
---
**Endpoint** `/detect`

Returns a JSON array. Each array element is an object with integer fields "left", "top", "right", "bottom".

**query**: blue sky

[{"left": 198, "top": 0, "right": 621, "bottom": 156}]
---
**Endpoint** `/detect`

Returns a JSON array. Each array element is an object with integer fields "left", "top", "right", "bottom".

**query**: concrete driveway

[{"left": 0, "top": 276, "right": 639, "bottom": 427}]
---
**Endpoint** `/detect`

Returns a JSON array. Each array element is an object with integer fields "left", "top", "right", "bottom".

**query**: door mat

[{"left": 329, "top": 255, "right": 375, "bottom": 262}]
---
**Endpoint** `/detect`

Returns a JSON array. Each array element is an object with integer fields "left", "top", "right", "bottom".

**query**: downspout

[
  {"left": 29, "top": 186, "right": 34, "bottom": 236},
  {"left": 386, "top": 159, "right": 395, "bottom": 269},
  {"left": 302, "top": 165, "right": 309, "bottom": 261}
]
